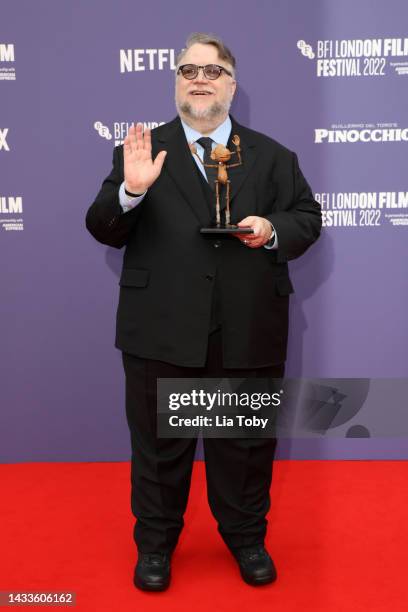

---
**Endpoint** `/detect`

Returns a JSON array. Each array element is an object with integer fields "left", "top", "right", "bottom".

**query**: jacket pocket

[
  {"left": 275, "top": 277, "right": 294, "bottom": 296},
  {"left": 119, "top": 268, "right": 150, "bottom": 287}
]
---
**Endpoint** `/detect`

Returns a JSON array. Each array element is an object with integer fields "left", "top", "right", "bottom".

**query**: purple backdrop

[{"left": 1, "top": 0, "right": 407, "bottom": 462}]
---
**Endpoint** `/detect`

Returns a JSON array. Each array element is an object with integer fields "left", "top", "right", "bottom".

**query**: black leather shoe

[
  {"left": 134, "top": 552, "right": 171, "bottom": 591},
  {"left": 232, "top": 546, "right": 277, "bottom": 586}
]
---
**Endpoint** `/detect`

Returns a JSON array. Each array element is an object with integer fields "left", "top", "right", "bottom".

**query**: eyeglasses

[{"left": 177, "top": 64, "right": 233, "bottom": 80}]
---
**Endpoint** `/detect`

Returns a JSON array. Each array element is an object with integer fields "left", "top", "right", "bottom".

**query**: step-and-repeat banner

[{"left": 1, "top": 0, "right": 407, "bottom": 461}]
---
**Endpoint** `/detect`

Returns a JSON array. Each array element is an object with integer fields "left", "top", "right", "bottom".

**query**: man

[{"left": 86, "top": 33, "right": 321, "bottom": 591}]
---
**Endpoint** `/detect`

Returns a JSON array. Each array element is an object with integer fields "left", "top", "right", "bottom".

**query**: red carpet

[{"left": 0, "top": 461, "right": 407, "bottom": 611}]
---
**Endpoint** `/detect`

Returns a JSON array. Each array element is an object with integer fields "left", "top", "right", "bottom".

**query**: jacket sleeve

[
  {"left": 85, "top": 146, "right": 143, "bottom": 249},
  {"left": 265, "top": 152, "right": 322, "bottom": 263}
]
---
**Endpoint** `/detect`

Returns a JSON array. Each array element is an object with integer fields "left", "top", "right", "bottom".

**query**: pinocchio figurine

[{"left": 190, "top": 135, "right": 242, "bottom": 227}]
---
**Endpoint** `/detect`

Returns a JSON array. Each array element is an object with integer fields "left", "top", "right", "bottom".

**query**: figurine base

[{"left": 200, "top": 225, "right": 254, "bottom": 235}]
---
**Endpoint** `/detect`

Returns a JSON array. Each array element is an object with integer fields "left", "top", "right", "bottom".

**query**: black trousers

[{"left": 122, "top": 330, "right": 285, "bottom": 554}]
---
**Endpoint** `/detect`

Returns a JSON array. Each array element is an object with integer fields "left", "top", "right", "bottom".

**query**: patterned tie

[{"left": 196, "top": 137, "right": 218, "bottom": 191}]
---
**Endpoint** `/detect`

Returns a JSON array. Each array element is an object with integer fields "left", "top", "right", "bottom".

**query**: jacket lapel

[
  {"left": 228, "top": 117, "right": 258, "bottom": 202},
  {"left": 155, "top": 117, "right": 210, "bottom": 226}
]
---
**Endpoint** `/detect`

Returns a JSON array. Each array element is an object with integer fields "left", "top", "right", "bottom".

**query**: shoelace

[
  {"left": 143, "top": 554, "right": 168, "bottom": 565},
  {"left": 239, "top": 548, "right": 267, "bottom": 562}
]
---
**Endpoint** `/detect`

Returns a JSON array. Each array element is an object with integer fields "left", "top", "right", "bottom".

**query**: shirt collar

[{"left": 180, "top": 115, "right": 232, "bottom": 147}]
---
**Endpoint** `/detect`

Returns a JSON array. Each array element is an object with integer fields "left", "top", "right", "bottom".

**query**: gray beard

[{"left": 176, "top": 99, "right": 231, "bottom": 121}]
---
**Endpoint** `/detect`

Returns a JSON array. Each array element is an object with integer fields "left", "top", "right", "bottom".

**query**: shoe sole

[
  {"left": 241, "top": 572, "right": 277, "bottom": 586},
  {"left": 134, "top": 576, "right": 170, "bottom": 592}
]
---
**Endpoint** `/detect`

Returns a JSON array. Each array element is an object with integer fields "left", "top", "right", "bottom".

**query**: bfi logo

[{"left": 0, "top": 44, "right": 15, "bottom": 62}]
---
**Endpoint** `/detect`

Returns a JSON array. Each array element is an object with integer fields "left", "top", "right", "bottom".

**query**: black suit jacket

[{"left": 86, "top": 116, "right": 321, "bottom": 367}]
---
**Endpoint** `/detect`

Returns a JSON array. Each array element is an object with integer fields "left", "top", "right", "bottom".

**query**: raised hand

[{"left": 123, "top": 122, "right": 167, "bottom": 194}]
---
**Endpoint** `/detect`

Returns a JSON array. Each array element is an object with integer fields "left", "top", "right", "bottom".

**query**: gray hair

[{"left": 176, "top": 32, "right": 236, "bottom": 77}]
